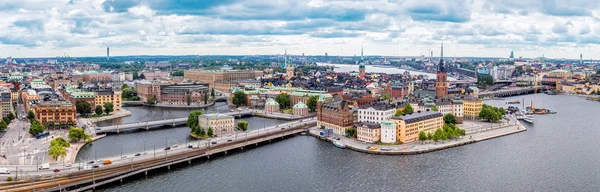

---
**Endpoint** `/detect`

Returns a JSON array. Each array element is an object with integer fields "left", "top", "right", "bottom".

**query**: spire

[
  {"left": 284, "top": 49, "right": 287, "bottom": 67},
  {"left": 361, "top": 46, "right": 364, "bottom": 60},
  {"left": 440, "top": 41, "right": 444, "bottom": 60},
  {"left": 438, "top": 42, "right": 445, "bottom": 73}
]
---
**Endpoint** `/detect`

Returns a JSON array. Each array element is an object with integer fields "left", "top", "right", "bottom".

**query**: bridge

[
  {"left": 0, "top": 119, "right": 317, "bottom": 192},
  {"left": 478, "top": 86, "right": 548, "bottom": 99},
  {"left": 96, "top": 110, "right": 254, "bottom": 134}
]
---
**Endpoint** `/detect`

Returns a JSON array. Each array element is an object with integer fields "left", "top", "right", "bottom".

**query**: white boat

[
  {"left": 523, "top": 116, "right": 534, "bottom": 123},
  {"left": 515, "top": 113, "right": 525, "bottom": 120},
  {"left": 333, "top": 141, "right": 345, "bottom": 149}
]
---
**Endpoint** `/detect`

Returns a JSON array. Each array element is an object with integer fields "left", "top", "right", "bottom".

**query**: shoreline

[
  {"left": 88, "top": 109, "right": 133, "bottom": 123},
  {"left": 145, "top": 101, "right": 216, "bottom": 109}
]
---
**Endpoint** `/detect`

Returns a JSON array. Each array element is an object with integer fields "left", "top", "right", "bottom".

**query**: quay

[{"left": 0, "top": 119, "right": 317, "bottom": 192}]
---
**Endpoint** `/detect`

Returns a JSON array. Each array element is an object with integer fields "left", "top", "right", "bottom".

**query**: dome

[
  {"left": 265, "top": 98, "right": 279, "bottom": 106},
  {"left": 294, "top": 101, "right": 308, "bottom": 108}
]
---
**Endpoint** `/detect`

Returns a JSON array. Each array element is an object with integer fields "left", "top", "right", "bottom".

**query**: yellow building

[
  {"left": 356, "top": 122, "right": 381, "bottom": 144},
  {"left": 463, "top": 95, "right": 482, "bottom": 120},
  {"left": 391, "top": 111, "right": 443, "bottom": 143},
  {"left": 94, "top": 90, "right": 122, "bottom": 112},
  {"left": 33, "top": 101, "right": 76, "bottom": 127},
  {"left": 10, "top": 91, "right": 18, "bottom": 104},
  {"left": 198, "top": 113, "right": 235, "bottom": 137}
]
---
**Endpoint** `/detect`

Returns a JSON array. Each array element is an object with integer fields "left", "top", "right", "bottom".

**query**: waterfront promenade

[{"left": 309, "top": 115, "right": 526, "bottom": 155}]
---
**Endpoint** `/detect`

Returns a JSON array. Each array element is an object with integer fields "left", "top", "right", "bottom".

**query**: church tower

[
  {"left": 358, "top": 47, "right": 365, "bottom": 78},
  {"left": 285, "top": 50, "right": 294, "bottom": 80},
  {"left": 435, "top": 42, "right": 448, "bottom": 98}
]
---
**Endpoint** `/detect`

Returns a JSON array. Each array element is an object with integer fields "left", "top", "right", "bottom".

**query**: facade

[
  {"left": 435, "top": 43, "right": 448, "bottom": 98},
  {"left": 33, "top": 101, "right": 76, "bottom": 126},
  {"left": 342, "top": 92, "right": 378, "bottom": 106},
  {"left": 317, "top": 97, "right": 354, "bottom": 135},
  {"left": 451, "top": 98, "right": 464, "bottom": 124},
  {"left": 290, "top": 90, "right": 333, "bottom": 106},
  {"left": 357, "top": 102, "right": 395, "bottom": 124},
  {"left": 160, "top": 84, "right": 208, "bottom": 105},
  {"left": 22, "top": 89, "right": 41, "bottom": 112},
  {"left": 60, "top": 88, "right": 95, "bottom": 106},
  {"left": 293, "top": 102, "right": 309, "bottom": 116},
  {"left": 82, "top": 71, "right": 112, "bottom": 83},
  {"left": 184, "top": 70, "right": 263, "bottom": 88},
  {"left": 380, "top": 120, "right": 397, "bottom": 144},
  {"left": 142, "top": 71, "right": 170, "bottom": 80},
  {"left": 463, "top": 95, "right": 482, "bottom": 120},
  {"left": 0, "top": 92, "right": 12, "bottom": 117},
  {"left": 356, "top": 122, "right": 381, "bottom": 144},
  {"left": 198, "top": 113, "right": 235, "bottom": 137},
  {"left": 384, "top": 82, "right": 408, "bottom": 99},
  {"left": 264, "top": 98, "right": 280, "bottom": 113},
  {"left": 392, "top": 111, "right": 443, "bottom": 143},
  {"left": 94, "top": 89, "right": 122, "bottom": 112}
]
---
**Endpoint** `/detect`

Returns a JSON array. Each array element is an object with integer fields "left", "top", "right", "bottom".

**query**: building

[
  {"left": 463, "top": 95, "right": 482, "bottom": 120},
  {"left": 357, "top": 102, "right": 395, "bottom": 124},
  {"left": 142, "top": 70, "right": 170, "bottom": 80},
  {"left": 293, "top": 102, "right": 309, "bottom": 116},
  {"left": 356, "top": 122, "right": 380, "bottom": 144},
  {"left": 94, "top": 89, "right": 122, "bottom": 112},
  {"left": 198, "top": 113, "right": 235, "bottom": 137},
  {"left": 184, "top": 70, "right": 263, "bottom": 88},
  {"left": 451, "top": 97, "right": 464, "bottom": 124},
  {"left": 82, "top": 71, "right": 112, "bottom": 83},
  {"left": 290, "top": 90, "right": 333, "bottom": 106},
  {"left": 383, "top": 82, "right": 408, "bottom": 99},
  {"left": 22, "top": 89, "right": 41, "bottom": 112},
  {"left": 285, "top": 50, "right": 295, "bottom": 80},
  {"left": 380, "top": 120, "right": 397, "bottom": 144},
  {"left": 358, "top": 47, "right": 366, "bottom": 78},
  {"left": 435, "top": 43, "right": 448, "bottom": 98},
  {"left": 61, "top": 88, "right": 95, "bottom": 106},
  {"left": 0, "top": 92, "right": 12, "bottom": 117},
  {"left": 342, "top": 92, "right": 378, "bottom": 106},
  {"left": 392, "top": 110, "right": 443, "bottom": 143},
  {"left": 317, "top": 96, "right": 354, "bottom": 135},
  {"left": 136, "top": 81, "right": 209, "bottom": 105},
  {"left": 265, "top": 98, "right": 280, "bottom": 113},
  {"left": 33, "top": 101, "right": 76, "bottom": 127}
]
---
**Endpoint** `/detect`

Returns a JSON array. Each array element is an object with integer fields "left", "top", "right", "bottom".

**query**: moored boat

[{"left": 333, "top": 141, "right": 345, "bottom": 149}]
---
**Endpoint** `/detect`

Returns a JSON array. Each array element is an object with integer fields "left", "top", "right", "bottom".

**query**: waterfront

[
  {"left": 317, "top": 63, "right": 456, "bottom": 80},
  {"left": 93, "top": 94, "right": 600, "bottom": 191}
]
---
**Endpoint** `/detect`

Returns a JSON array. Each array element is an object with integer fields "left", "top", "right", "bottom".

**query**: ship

[{"left": 333, "top": 141, "right": 345, "bottom": 149}]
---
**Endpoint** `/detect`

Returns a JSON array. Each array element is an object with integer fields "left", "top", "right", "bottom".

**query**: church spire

[
  {"left": 438, "top": 42, "right": 445, "bottom": 73},
  {"left": 284, "top": 49, "right": 287, "bottom": 67},
  {"left": 361, "top": 46, "right": 364, "bottom": 60}
]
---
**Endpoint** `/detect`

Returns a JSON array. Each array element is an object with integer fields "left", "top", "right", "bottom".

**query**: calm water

[
  {"left": 317, "top": 63, "right": 456, "bottom": 80},
  {"left": 94, "top": 94, "right": 600, "bottom": 191}
]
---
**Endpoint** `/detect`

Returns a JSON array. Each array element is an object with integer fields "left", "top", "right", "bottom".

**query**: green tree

[
  {"left": 48, "top": 145, "right": 66, "bottom": 160},
  {"left": 171, "top": 69, "right": 185, "bottom": 76},
  {"left": 0, "top": 121, "right": 7, "bottom": 131},
  {"left": 418, "top": 131, "right": 427, "bottom": 143},
  {"left": 307, "top": 95, "right": 319, "bottom": 112},
  {"left": 404, "top": 103, "right": 414, "bottom": 114},
  {"left": 207, "top": 127, "right": 214, "bottom": 137},
  {"left": 345, "top": 128, "right": 357, "bottom": 138},
  {"left": 194, "top": 126, "right": 206, "bottom": 136},
  {"left": 139, "top": 73, "right": 146, "bottom": 79},
  {"left": 381, "top": 94, "right": 392, "bottom": 101},
  {"left": 122, "top": 87, "right": 137, "bottom": 100},
  {"left": 275, "top": 93, "right": 291, "bottom": 109},
  {"left": 186, "top": 110, "right": 204, "bottom": 131},
  {"left": 443, "top": 114, "right": 457, "bottom": 125},
  {"left": 29, "top": 120, "right": 44, "bottom": 135},
  {"left": 68, "top": 127, "right": 91, "bottom": 142},
  {"left": 2, "top": 117, "right": 9, "bottom": 125},
  {"left": 27, "top": 110, "right": 35, "bottom": 121},
  {"left": 103, "top": 102, "right": 114, "bottom": 114},
  {"left": 431, "top": 104, "right": 439, "bottom": 112},
  {"left": 50, "top": 137, "right": 70, "bottom": 148},
  {"left": 232, "top": 91, "right": 247, "bottom": 107},
  {"left": 122, "top": 84, "right": 129, "bottom": 89},
  {"left": 95, "top": 105, "right": 103, "bottom": 115},
  {"left": 7, "top": 112, "right": 15, "bottom": 121},
  {"left": 395, "top": 108, "right": 403, "bottom": 116},
  {"left": 204, "top": 92, "right": 208, "bottom": 104},
  {"left": 211, "top": 88, "right": 215, "bottom": 98},
  {"left": 76, "top": 100, "right": 93, "bottom": 117},
  {"left": 237, "top": 120, "right": 249, "bottom": 131},
  {"left": 132, "top": 71, "right": 139, "bottom": 80},
  {"left": 426, "top": 132, "right": 433, "bottom": 140},
  {"left": 147, "top": 95, "right": 156, "bottom": 104}
]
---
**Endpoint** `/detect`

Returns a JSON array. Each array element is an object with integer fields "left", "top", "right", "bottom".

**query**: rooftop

[
  {"left": 392, "top": 110, "right": 443, "bottom": 124},
  {"left": 199, "top": 113, "right": 234, "bottom": 119}
]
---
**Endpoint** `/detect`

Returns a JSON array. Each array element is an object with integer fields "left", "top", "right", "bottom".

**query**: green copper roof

[
  {"left": 293, "top": 101, "right": 308, "bottom": 108},
  {"left": 265, "top": 98, "right": 279, "bottom": 106},
  {"left": 380, "top": 120, "right": 396, "bottom": 126}
]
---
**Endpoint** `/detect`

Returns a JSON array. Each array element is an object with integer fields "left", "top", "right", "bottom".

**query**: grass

[
  {"left": 190, "top": 132, "right": 212, "bottom": 139},
  {"left": 282, "top": 109, "right": 293, "bottom": 114}
]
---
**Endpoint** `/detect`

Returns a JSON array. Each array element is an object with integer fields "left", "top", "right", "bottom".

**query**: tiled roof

[{"left": 392, "top": 111, "right": 442, "bottom": 124}]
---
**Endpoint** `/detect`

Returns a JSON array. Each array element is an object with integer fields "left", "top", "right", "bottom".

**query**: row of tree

[
  {"left": 418, "top": 123, "right": 466, "bottom": 143},
  {"left": 0, "top": 112, "right": 15, "bottom": 131},
  {"left": 76, "top": 100, "right": 114, "bottom": 117},
  {"left": 478, "top": 104, "right": 506, "bottom": 122}
]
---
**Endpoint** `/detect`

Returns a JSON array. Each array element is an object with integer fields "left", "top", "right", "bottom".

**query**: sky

[{"left": 1, "top": 0, "right": 600, "bottom": 59}]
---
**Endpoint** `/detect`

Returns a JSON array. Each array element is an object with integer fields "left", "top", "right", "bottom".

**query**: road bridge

[
  {"left": 96, "top": 110, "right": 254, "bottom": 134},
  {"left": 478, "top": 86, "right": 548, "bottom": 99}
]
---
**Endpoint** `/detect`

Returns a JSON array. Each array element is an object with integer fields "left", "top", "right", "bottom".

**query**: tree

[
  {"left": 345, "top": 128, "right": 357, "bottom": 138},
  {"left": 426, "top": 132, "right": 433, "bottom": 140},
  {"left": 237, "top": 120, "right": 249, "bottom": 131},
  {"left": 76, "top": 100, "right": 93, "bottom": 117},
  {"left": 2, "top": 117, "right": 9, "bottom": 125},
  {"left": 27, "top": 110, "right": 35, "bottom": 121},
  {"left": 443, "top": 114, "right": 457, "bottom": 125},
  {"left": 381, "top": 94, "right": 392, "bottom": 101},
  {"left": 207, "top": 127, "right": 214, "bottom": 137},
  {"left": 204, "top": 92, "right": 209, "bottom": 104},
  {"left": 395, "top": 108, "right": 403, "bottom": 116},
  {"left": 50, "top": 137, "right": 70, "bottom": 148},
  {"left": 404, "top": 103, "right": 414, "bottom": 114},
  {"left": 211, "top": 88, "right": 215, "bottom": 98},
  {"left": 95, "top": 105, "right": 103, "bottom": 115},
  {"left": 103, "top": 102, "right": 114, "bottom": 114},
  {"left": 186, "top": 110, "right": 204, "bottom": 131},
  {"left": 232, "top": 91, "right": 247, "bottom": 107},
  {"left": 186, "top": 94, "right": 191, "bottom": 105},
  {"left": 194, "top": 126, "right": 205, "bottom": 136},
  {"left": 122, "top": 84, "right": 129, "bottom": 89},
  {"left": 479, "top": 104, "right": 503, "bottom": 122},
  {"left": 431, "top": 104, "right": 439, "bottom": 112},
  {"left": 7, "top": 112, "right": 15, "bottom": 121},
  {"left": 418, "top": 131, "right": 427, "bottom": 143},
  {"left": 147, "top": 95, "right": 156, "bottom": 104},
  {"left": 132, "top": 71, "right": 139, "bottom": 80},
  {"left": 29, "top": 120, "right": 44, "bottom": 135},
  {"left": 0, "top": 121, "right": 7, "bottom": 131},
  {"left": 275, "top": 93, "right": 291, "bottom": 109},
  {"left": 139, "top": 73, "right": 146, "bottom": 79},
  {"left": 307, "top": 95, "right": 319, "bottom": 112},
  {"left": 48, "top": 145, "right": 66, "bottom": 160},
  {"left": 171, "top": 69, "right": 185, "bottom": 76},
  {"left": 68, "top": 127, "right": 91, "bottom": 142}
]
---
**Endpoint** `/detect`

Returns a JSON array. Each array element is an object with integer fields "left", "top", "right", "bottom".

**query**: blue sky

[{"left": 1, "top": 0, "right": 600, "bottom": 59}]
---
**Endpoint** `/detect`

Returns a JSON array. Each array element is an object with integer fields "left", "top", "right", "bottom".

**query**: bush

[{"left": 6, "top": 177, "right": 12, "bottom": 181}]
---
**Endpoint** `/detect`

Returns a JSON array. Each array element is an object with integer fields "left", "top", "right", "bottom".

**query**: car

[
  {"left": 96, "top": 128, "right": 101, "bottom": 131},
  {"left": 281, "top": 128, "right": 285, "bottom": 130},
  {"left": 38, "top": 163, "right": 50, "bottom": 170},
  {"left": 96, "top": 159, "right": 104, "bottom": 163},
  {"left": 135, "top": 153, "right": 141, "bottom": 156},
  {"left": 121, "top": 156, "right": 127, "bottom": 159},
  {"left": 211, "top": 141, "right": 217, "bottom": 145},
  {"left": 0, "top": 168, "right": 10, "bottom": 174},
  {"left": 142, "top": 152, "right": 148, "bottom": 155},
  {"left": 92, "top": 165, "right": 100, "bottom": 168},
  {"left": 53, "top": 169, "right": 60, "bottom": 173},
  {"left": 164, "top": 147, "right": 171, "bottom": 150},
  {"left": 227, "top": 139, "right": 233, "bottom": 142},
  {"left": 83, "top": 166, "right": 92, "bottom": 170},
  {"left": 87, "top": 161, "right": 95, "bottom": 164},
  {"left": 103, "top": 160, "right": 112, "bottom": 165},
  {"left": 172, "top": 144, "right": 178, "bottom": 148},
  {"left": 227, "top": 134, "right": 233, "bottom": 137},
  {"left": 65, "top": 163, "right": 72, "bottom": 168},
  {"left": 188, "top": 144, "right": 193, "bottom": 148}
]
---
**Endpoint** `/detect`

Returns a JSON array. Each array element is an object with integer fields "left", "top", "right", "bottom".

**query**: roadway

[{"left": 0, "top": 118, "right": 317, "bottom": 180}]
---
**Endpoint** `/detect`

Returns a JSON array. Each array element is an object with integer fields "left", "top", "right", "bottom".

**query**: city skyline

[{"left": 1, "top": 0, "right": 600, "bottom": 59}]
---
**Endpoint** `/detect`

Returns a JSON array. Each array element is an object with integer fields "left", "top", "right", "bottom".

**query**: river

[
  {"left": 89, "top": 94, "right": 600, "bottom": 191},
  {"left": 316, "top": 63, "right": 454, "bottom": 80}
]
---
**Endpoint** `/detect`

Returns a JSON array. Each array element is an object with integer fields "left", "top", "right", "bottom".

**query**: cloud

[
  {"left": 404, "top": 0, "right": 472, "bottom": 22},
  {"left": 551, "top": 22, "right": 569, "bottom": 34},
  {"left": 13, "top": 19, "right": 45, "bottom": 32},
  {"left": 309, "top": 31, "right": 363, "bottom": 38}
]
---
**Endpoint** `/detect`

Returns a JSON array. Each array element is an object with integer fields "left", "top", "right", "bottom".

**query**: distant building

[
  {"left": 392, "top": 110, "right": 443, "bottom": 143},
  {"left": 184, "top": 70, "right": 263, "bottom": 88},
  {"left": 435, "top": 43, "right": 448, "bottom": 98},
  {"left": 265, "top": 98, "right": 280, "bottom": 113},
  {"left": 198, "top": 113, "right": 235, "bottom": 137}
]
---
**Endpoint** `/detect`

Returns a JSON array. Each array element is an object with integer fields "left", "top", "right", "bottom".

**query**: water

[
  {"left": 317, "top": 63, "right": 455, "bottom": 80},
  {"left": 95, "top": 94, "right": 600, "bottom": 191}
]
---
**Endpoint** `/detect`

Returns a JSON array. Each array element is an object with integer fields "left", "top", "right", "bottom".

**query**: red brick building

[
  {"left": 317, "top": 99, "right": 355, "bottom": 135},
  {"left": 384, "top": 83, "right": 408, "bottom": 99}
]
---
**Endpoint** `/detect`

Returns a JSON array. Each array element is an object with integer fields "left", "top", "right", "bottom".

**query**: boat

[
  {"left": 523, "top": 115, "right": 534, "bottom": 123},
  {"left": 506, "top": 100, "right": 520, "bottom": 104},
  {"left": 515, "top": 113, "right": 525, "bottom": 120},
  {"left": 333, "top": 141, "right": 345, "bottom": 149}
]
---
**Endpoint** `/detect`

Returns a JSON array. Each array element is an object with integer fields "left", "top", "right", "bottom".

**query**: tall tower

[
  {"left": 107, "top": 47, "right": 110, "bottom": 61},
  {"left": 580, "top": 53, "right": 583, "bottom": 65},
  {"left": 435, "top": 42, "right": 448, "bottom": 98},
  {"left": 285, "top": 50, "right": 294, "bottom": 80},
  {"left": 358, "top": 47, "right": 366, "bottom": 78}
]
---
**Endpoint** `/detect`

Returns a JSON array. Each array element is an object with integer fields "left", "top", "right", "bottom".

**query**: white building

[
  {"left": 380, "top": 120, "right": 397, "bottom": 144},
  {"left": 357, "top": 103, "right": 396, "bottom": 124}
]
